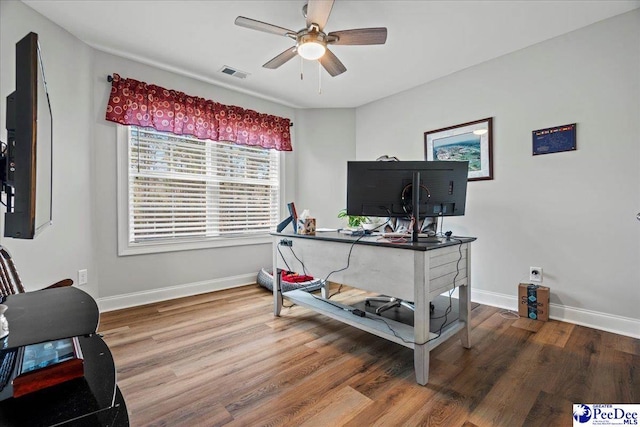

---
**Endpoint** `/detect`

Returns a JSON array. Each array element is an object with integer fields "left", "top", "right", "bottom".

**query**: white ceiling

[{"left": 23, "top": 0, "right": 640, "bottom": 109}]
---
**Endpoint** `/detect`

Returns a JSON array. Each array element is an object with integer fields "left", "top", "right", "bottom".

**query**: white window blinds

[{"left": 127, "top": 127, "right": 280, "bottom": 243}]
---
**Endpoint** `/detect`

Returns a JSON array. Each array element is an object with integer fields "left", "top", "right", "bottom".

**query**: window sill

[{"left": 118, "top": 234, "right": 272, "bottom": 256}]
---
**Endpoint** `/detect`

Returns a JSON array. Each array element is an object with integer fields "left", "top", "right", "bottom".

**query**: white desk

[{"left": 272, "top": 232, "right": 475, "bottom": 385}]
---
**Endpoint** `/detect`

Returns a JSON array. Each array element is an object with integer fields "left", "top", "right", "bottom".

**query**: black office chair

[{"left": 365, "top": 295, "right": 416, "bottom": 314}]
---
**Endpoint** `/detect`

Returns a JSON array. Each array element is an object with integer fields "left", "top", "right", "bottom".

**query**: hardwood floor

[{"left": 98, "top": 285, "right": 639, "bottom": 427}]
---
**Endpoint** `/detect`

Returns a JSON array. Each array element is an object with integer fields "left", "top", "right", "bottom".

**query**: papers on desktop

[
  {"left": 382, "top": 232, "right": 436, "bottom": 238},
  {"left": 338, "top": 229, "right": 360, "bottom": 235},
  {"left": 382, "top": 232, "right": 409, "bottom": 238}
]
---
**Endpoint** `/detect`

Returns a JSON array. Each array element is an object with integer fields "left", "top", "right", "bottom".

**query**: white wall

[
  {"left": 0, "top": 0, "right": 96, "bottom": 295},
  {"left": 294, "top": 109, "right": 356, "bottom": 229},
  {"left": 356, "top": 10, "right": 640, "bottom": 335},
  {"left": 92, "top": 51, "right": 297, "bottom": 303}
]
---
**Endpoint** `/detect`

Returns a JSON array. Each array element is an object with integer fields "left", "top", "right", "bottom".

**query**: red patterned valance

[{"left": 105, "top": 73, "right": 292, "bottom": 151}]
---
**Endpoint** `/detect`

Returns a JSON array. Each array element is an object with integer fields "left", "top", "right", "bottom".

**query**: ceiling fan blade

[
  {"left": 306, "top": 0, "right": 335, "bottom": 31},
  {"left": 235, "top": 16, "right": 295, "bottom": 37},
  {"left": 328, "top": 28, "right": 388, "bottom": 45},
  {"left": 263, "top": 47, "right": 298, "bottom": 69},
  {"left": 318, "top": 48, "right": 346, "bottom": 77}
]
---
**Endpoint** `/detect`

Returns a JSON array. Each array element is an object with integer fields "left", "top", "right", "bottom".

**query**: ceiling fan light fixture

[
  {"left": 235, "top": 2, "right": 387, "bottom": 77},
  {"left": 297, "top": 40, "right": 326, "bottom": 60}
]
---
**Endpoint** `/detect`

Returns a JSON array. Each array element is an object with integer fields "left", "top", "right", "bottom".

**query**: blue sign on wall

[{"left": 532, "top": 123, "right": 576, "bottom": 155}]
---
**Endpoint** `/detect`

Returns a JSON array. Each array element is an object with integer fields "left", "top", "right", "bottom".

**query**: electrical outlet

[
  {"left": 529, "top": 267, "right": 543, "bottom": 283},
  {"left": 78, "top": 269, "right": 88, "bottom": 286}
]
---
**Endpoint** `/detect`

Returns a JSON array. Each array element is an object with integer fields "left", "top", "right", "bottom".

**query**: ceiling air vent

[{"left": 219, "top": 66, "right": 249, "bottom": 79}]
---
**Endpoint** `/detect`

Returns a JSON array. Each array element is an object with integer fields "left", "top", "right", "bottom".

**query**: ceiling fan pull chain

[
  {"left": 318, "top": 61, "right": 322, "bottom": 95},
  {"left": 300, "top": 56, "right": 304, "bottom": 80}
]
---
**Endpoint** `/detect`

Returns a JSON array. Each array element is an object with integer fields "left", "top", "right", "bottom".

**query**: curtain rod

[{"left": 106, "top": 75, "right": 293, "bottom": 127}]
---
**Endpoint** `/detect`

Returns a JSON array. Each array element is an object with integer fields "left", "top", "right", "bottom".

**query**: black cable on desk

[
  {"left": 277, "top": 245, "right": 292, "bottom": 272},
  {"left": 422, "top": 237, "right": 464, "bottom": 344},
  {"left": 288, "top": 246, "right": 308, "bottom": 276},
  {"left": 326, "top": 222, "right": 387, "bottom": 299},
  {"left": 310, "top": 293, "right": 351, "bottom": 311},
  {"left": 325, "top": 235, "right": 363, "bottom": 299}
]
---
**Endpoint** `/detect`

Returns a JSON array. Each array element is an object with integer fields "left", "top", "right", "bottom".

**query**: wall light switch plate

[{"left": 78, "top": 269, "right": 88, "bottom": 286}]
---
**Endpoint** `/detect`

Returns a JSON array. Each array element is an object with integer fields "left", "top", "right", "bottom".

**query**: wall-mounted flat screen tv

[{"left": 2, "top": 32, "right": 53, "bottom": 239}]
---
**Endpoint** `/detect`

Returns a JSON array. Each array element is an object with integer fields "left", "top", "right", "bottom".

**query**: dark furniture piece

[{"left": 0, "top": 286, "right": 128, "bottom": 426}]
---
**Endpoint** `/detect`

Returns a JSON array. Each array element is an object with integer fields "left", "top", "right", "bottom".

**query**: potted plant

[{"left": 337, "top": 209, "right": 369, "bottom": 229}]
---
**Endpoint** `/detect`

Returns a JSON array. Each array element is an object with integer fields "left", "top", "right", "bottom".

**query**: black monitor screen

[{"left": 346, "top": 161, "right": 468, "bottom": 218}]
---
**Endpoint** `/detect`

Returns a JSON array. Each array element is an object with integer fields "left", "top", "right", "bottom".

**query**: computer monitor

[{"left": 346, "top": 161, "right": 468, "bottom": 241}]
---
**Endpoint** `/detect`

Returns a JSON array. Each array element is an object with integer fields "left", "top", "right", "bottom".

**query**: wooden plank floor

[{"left": 98, "top": 284, "right": 640, "bottom": 427}]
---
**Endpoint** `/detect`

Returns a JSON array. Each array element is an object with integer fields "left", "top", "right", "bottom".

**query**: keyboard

[{"left": 0, "top": 349, "right": 17, "bottom": 390}]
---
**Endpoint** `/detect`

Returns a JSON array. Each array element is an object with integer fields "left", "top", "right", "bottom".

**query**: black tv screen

[
  {"left": 2, "top": 32, "right": 53, "bottom": 239},
  {"left": 346, "top": 161, "right": 468, "bottom": 218}
]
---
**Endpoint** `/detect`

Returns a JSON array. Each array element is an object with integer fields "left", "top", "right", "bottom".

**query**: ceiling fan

[{"left": 235, "top": 0, "right": 387, "bottom": 77}]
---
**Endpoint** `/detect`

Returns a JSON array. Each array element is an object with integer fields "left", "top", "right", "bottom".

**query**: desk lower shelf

[{"left": 283, "top": 289, "right": 466, "bottom": 351}]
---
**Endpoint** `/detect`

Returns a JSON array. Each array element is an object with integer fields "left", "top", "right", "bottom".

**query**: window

[{"left": 117, "top": 126, "right": 281, "bottom": 255}]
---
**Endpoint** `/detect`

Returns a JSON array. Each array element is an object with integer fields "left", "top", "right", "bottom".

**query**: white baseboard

[
  {"left": 472, "top": 289, "right": 640, "bottom": 339},
  {"left": 96, "top": 273, "right": 257, "bottom": 312},
  {"left": 97, "top": 279, "right": 639, "bottom": 339}
]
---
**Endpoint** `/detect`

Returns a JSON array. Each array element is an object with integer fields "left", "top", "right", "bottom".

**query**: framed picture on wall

[
  {"left": 424, "top": 117, "right": 494, "bottom": 181},
  {"left": 532, "top": 123, "right": 576, "bottom": 155}
]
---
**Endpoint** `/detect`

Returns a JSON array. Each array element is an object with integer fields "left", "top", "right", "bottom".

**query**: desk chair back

[
  {"left": 0, "top": 247, "right": 25, "bottom": 296},
  {"left": 0, "top": 246, "right": 73, "bottom": 297}
]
